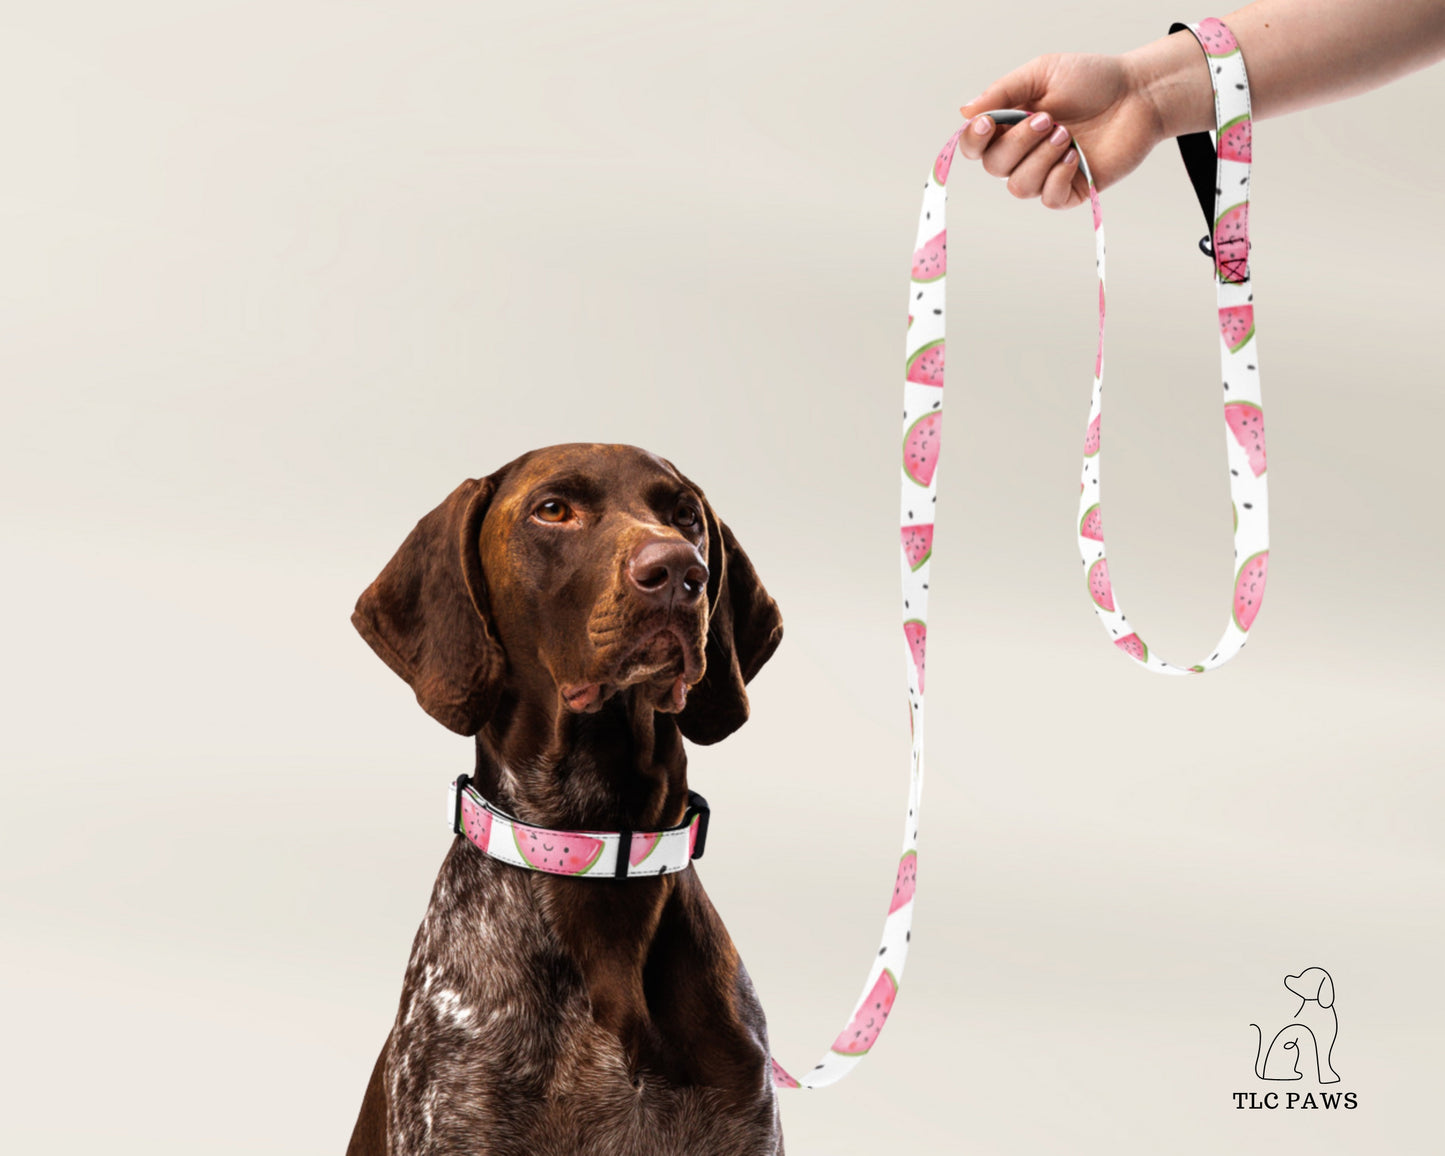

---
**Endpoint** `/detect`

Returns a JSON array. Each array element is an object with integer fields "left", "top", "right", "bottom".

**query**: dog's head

[
  {"left": 1284, "top": 967, "right": 1334, "bottom": 1008},
  {"left": 351, "top": 443, "right": 782, "bottom": 745}
]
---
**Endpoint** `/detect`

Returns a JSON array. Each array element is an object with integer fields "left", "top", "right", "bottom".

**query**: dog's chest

[{"left": 381, "top": 854, "right": 780, "bottom": 1155}]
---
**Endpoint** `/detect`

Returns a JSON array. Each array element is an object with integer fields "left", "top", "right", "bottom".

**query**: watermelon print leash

[
  {"left": 770, "top": 15, "right": 1267, "bottom": 1092},
  {"left": 1079, "top": 18, "right": 1269, "bottom": 673}
]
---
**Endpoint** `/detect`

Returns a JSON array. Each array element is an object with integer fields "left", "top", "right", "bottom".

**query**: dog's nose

[{"left": 627, "top": 539, "right": 708, "bottom": 607}]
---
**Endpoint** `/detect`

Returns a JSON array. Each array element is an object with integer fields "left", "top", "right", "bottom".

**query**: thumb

[{"left": 959, "top": 57, "right": 1053, "bottom": 118}]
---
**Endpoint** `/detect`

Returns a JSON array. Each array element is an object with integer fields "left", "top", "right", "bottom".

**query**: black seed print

[{"left": 1242, "top": 502, "right": 1253, "bottom": 509}]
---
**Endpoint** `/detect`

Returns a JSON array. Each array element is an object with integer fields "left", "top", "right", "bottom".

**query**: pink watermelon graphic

[
  {"left": 1218, "top": 113, "right": 1252, "bottom": 162},
  {"left": 1233, "top": 550, "right": 1268, "bottom": 631},
  {"left": 1095, "top": 281, "right": 1105, "bottom": 378},
  {"left": 1087, "top": 558, "right": 1115, "bottom": 612},
  {"left": 1214, "top": 202, "right": 1249, "bottom": 279},
  {"left": 903, "top": 619, "right": 927, "bottom": 692},
  {"left": 901, "top": 524, "right": 933, "bottom": 571},
  {"left": 831, "top": 969, "right": 899, "bottom": 1055},
  {"left": 1115, "top": 633, "right": 1147, "bottom": 663},
  {"left": 934, "top": 131, "right": 960, "bottom": 185},
  {"left": 688, "top": 813, "right": 701, "bottom": 858},
  {"left": 889, "top": 851, "right": 917, "bottom": 914},
  {"left": 513, "top": 827, "right": 604, "bottom": 875},
  {"left": 1224, "top": 401, "right": 1267, "bottom": 476},
  {"left": 1080, "top": 503, "right": 1103, "bottom": 542},
  {"left": 1219, "top": 304, "right": 1254, "bottom": 352},
  {"left": 629, "top": 832, "right": 660, "bottom": 867},
  {"left": 903, "top": 411, "right": 941, "bottom": 486},
  {"left": 1084, "top": 413, "right": 1100, "bottom": 457},
  {"left": 1090, "top": 187, "right": 1101, "bottom": 232},
  {"left": 912, "top": 230, "right": 946, "bottom": 283},
  {"left": 1197, "top": 16, "right": 1240, "bottom": 56},
  {"left": 906, "top": 339, "right": 944, "bottom": 387},
  {"left": 461, "top": 793, "right": 493, "bottom": 852},
  {"left": 771, "top": 1058, "right": 800, "bottom": 1089}
]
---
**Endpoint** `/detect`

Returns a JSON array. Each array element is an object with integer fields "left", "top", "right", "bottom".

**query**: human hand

[{"left": 957, "top": 52, "right": 1168, "bottom": 209}]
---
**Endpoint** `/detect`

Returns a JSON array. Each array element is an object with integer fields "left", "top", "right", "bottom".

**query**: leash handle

[
  {"left": 1077, "top": 17, "right": 1268, "bottom": 674},
  {"left": 771, "top": 14, "right": 1262, "bottom": 1091}
]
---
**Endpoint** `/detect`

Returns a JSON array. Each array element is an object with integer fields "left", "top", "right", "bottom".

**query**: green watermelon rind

[
  {"left": 1214, "top": 202, "right": 1249, "bottom": 239},
  {"left": 905, "top": 339, "right": 944, "bottom": 383},
  {"left": 829, "top": 968, "right": 900, "bottom": 1056},
  {"left": 1224, "top": 401, "right": 1266, "bottom": 476},
  {"left": 1219, "top": 305, "right": 1255, "bottom": 352},
  {"left": 1087, "top": 558, "right": 1114, "bottom": 611},
  {"left": 513, "top": 826, "right": 603, "bottom": 875},
  {"left": 888, "top": 850, "right": 918, "bottom": 914},
  {"left": 1217, "top": 113, "right": 1252, "bottom": 161},
  {"left": 630, "top": 833, "right": 660, "bottom": 868},
  {"left": 902, "top": 411, "right": 941, "bottom": 487},
  {"left": 1115, "top": 633, "right": 1148, "bottom": 664},
  {"left": 910, "top": 235, "right": 946, "bottom": 284},
  {"left": 1232, "top": 550, "right": 1269, "bottom": 632},
  {"left": 901, "top": 525, "right": 932, "bottom": 572}
]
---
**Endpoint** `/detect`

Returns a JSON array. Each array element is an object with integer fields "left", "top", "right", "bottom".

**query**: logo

[{"left": 1232, "top": 966, "right": 1358, "bottom": 1110}]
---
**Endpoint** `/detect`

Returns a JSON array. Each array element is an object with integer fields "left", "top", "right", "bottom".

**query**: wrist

[{"left": 1122, "top": 28, "right": 1216, "bottom": 141}]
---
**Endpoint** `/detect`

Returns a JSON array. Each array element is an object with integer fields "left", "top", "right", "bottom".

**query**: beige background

[{"left": 3, "top": 1, "right": 1442, "bottom": 1152}]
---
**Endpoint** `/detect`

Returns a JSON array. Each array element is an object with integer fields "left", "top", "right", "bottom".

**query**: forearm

[{"left": 1125, "top": 0, "right": 1445, "bottom": 140}]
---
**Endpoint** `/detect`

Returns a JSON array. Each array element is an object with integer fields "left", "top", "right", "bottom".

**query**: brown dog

[{"left": 346, "top": 443, "right": 786, "bottom": 1155}]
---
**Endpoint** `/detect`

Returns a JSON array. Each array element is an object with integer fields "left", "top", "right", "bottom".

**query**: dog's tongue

[{"left": 561, "top": 683, "right": 603, "bottom": 713}]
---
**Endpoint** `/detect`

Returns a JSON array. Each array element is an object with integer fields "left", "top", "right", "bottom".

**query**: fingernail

[
  {"left": 1050, "top": 125, "right": 1069, "bottom": 146},
  {"left": 1029, "top": 112, "right": 1052, "bottom": 132},
  {"left": 1063, "top": 149, "right": 1078, "bottom": 165},
  {"left": 972, "top": 116, "right": 992, "bottom": 135}
]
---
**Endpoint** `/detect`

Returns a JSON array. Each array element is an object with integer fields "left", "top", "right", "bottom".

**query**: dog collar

[{"left": 448, "top": 775, "right": 710, "bottom": 879}]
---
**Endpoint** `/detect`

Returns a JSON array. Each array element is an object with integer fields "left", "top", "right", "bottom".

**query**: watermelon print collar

[
  {"left": 769, "top": 15, "right": 1264, "bottom": 1093},
  {"left": 448, "top": 775, "right": 710, "bottom": 879}
]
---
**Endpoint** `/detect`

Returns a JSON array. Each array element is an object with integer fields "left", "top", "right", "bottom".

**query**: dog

[
  {"left": 1250, "top": 967, "right": 1340, "bottom": 1083},
  {"left": 345, "top": 443, "right": 787, "bottom": 1156}
]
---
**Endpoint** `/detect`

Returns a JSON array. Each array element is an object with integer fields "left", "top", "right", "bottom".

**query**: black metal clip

[
  {"left": 685, "top": 790, "right": 711, "bottom": 860},
  {"left": 452, "top": 773, "right": 471, "bottom": 835}
]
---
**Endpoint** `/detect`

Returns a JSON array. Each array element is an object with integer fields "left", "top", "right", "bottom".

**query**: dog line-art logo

[{"left": 1250, "top": 966, "right": 1339, "bottom": 1083}]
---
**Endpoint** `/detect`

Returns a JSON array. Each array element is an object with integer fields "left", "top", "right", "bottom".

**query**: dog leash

[{"left": 770, "top": 15, "right": 1267, "bottom": 1090}]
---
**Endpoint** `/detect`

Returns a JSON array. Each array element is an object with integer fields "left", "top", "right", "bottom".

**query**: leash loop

[
  {"left": 771, "top": 14, "right": 1264, "bottom": 1091},
  {"left": 1076, "top": 17, "right": 1269, "bottom": 674}
]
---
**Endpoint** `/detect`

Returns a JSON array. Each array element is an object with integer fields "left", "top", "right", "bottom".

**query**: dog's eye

[
  {"left": 674, "top": 505, "right": 700, "bottom": 529},
  {"left": 534, "top": 499, "right": 574, "bottom": 524}
]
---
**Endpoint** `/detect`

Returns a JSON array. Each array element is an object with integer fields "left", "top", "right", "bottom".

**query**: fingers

[
  {"left": 981, "top": 111, "right": 1062, "bottom": 182},
  {"left": 959, "top": 56, "right": 1053, "bottom": 120},
  {"left": 954, "top": 108, "right": 1086, "bottom": 211},
  {"left": 1041, "top": 147, "right": 1083, "bottom": 210}
]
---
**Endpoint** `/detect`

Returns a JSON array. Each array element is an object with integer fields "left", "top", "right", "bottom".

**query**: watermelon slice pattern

[
  {"left": 1075, "top": 16, "right": 1269, "bottom": 676},
  {"left": 774, "top": 15, "right": 1265, "bottom": 1094}
]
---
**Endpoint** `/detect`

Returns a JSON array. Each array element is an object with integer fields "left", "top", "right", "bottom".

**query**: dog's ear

[
  {"left": 1316, "top": 970, "right": 1334, "bottom": 1009},
  {"left": 675, "top": 499, "right": 783, "bottom": 746},
  {"left": 352, "top": 478, "right": 505, "bottom": 736}
]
